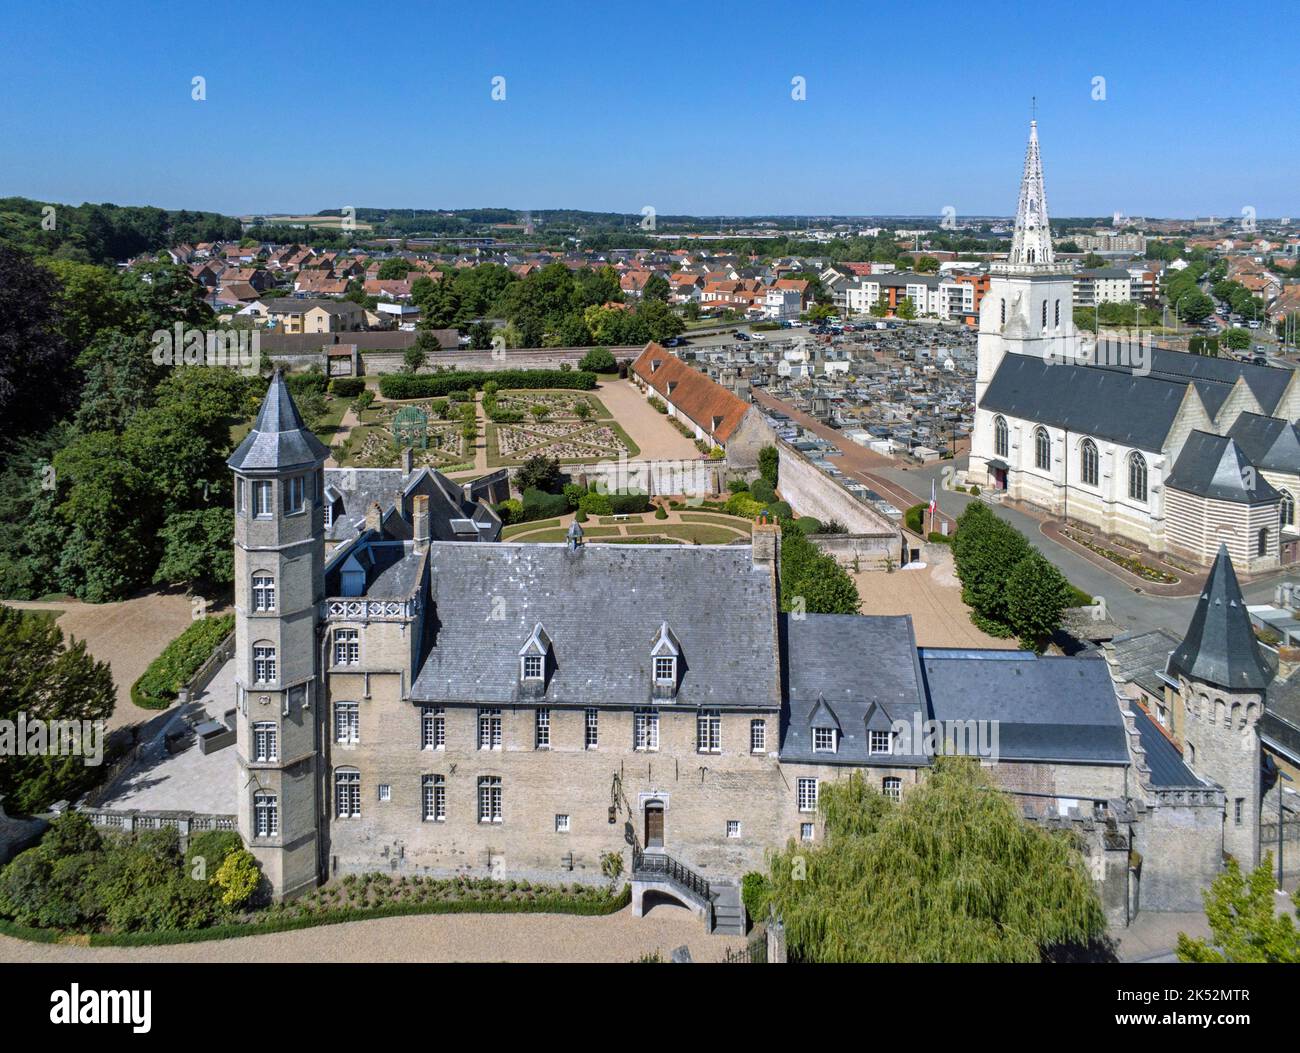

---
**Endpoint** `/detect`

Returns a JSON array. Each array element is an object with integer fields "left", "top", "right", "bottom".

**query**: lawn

[
  {"left": 502, "top": 519, "right": 563, "bottom": 539},
  {"left": 677, "top": 512, "right": 753, "bottom": 532},
  {"left": 623, "top": 523, "right": 748, "bottom": 544}
]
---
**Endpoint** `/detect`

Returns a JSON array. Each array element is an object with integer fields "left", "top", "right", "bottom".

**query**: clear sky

[{"left": 1, "top": 0, "right": 1295, "bottom": 219}]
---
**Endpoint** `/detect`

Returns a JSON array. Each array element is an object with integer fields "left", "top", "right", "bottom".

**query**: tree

[
  {"left": 758, "top": 444, "right": 779, "bottom": 488},
  {"left": 914, "top": 255, "right": 940, "bottom": 274},
  {"left": 0, "top": 605, "right": 115, "bottom": 812},
  {"left": 0, "top": 246, "right": 78, "bottom": 441},
  {"left": 1005, "top": 552, "right": 1071, "bottom": 651},
  {"left": 376, "top": 258, "right": 412, "bottom": 280},
  {"left": 1224, "top": 327, "right": 1251, "bottom": 351},
  {"left": 153, "top": 507, "right": 234, "bottom": 591},
  {"left": 1177, "top": 856, "right": 1300, "bottom": 963},
  {"left": 897, "top": 297, "right": 917, "bottom": 320},
  {"left": 514, "top": 453, "right": 562, "bottom": 494},
  {"left": 764, "top": 759, "right": 1107, "bottom": 962},
  {"left": 404, "top": 344, "right": 425, "bottom": 373},
  {"left": 642, "top": 273, "right": 670, "bottom": 302},
  {"left": 578, "top": 347, "right": 616, "bottom": 373}
]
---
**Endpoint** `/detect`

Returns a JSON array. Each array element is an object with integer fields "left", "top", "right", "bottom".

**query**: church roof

[
  {"left": 1093, "top": 348, "right": 1291, "bottom": 417},
  {"left": 1165, "top": 431, "right": 1280, "bottom": 505},
  {"left": 227, "top": 370, "right": 330, "bottom": 472},
  {"left": 980, "top": 354, "right": 1187, "bottom": 452},
  {"left": 1227, "top": 412, "right": 1300, "bottom": 473},
  {"left": 1167, "top": 544, "right": 1272, "bottom": 691}
]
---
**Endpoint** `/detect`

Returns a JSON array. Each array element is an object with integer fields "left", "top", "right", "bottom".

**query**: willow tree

[{"left": 764, "top": 759, "right": 1107, "bottom": 962}]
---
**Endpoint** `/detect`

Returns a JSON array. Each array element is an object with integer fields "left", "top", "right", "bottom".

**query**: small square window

[
  {"left": 377, "top": 784, "right": 391, "bottom": 802},
  {"left": 522, "top": 654, "right": 544, "bottom": 680},
  {"left": 869, "top": 730, "right": 892, "bottom": 755},
  {"left": 555, "top": 814, "right": 570, "bottom": 833},
  {"left": 800, "top": 823, "right": 814, "bottom": 842},
  {"left": 726, "top": 820, "right": 740, "bottom": 838},
  {"left": 654, "top": 656, "right": 675, "bottom": 683},
  {"left": 813, "top": 727, "right": 837, "bottom": 753}
]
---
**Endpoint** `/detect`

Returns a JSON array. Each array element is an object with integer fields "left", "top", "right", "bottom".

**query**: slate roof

[
  {"left": 1165, "top": 431, "right": 1280, "bottom": 504},
  {"left": 919, "top": 649, "right": 1130, "bottom": 765},
  {"left": 1113, "top": 347, "right": 1293, "bottom": 416},
  {"left": 980, "top": 354, "right": 1188, "bottom": 453},
  {"left": 325, "top": 539, "right": 424, "bottom": 599},
  {"left": 1129, "top": 704, "right": 1203, "bottom": 788},
  {"left": 779, "top": 613, "right": 930, "bottom": 765},
  {"left": 322, "top": 467, "right": 502, "bottom": 545},
  {"left": 1107, "top": 629, "right": 1181, "bottom": 700},
  {"left": 227, "top": 370, "right": 330, "bottom": 472},
  {"left": 1227, "top": 412, "right": 1300, "bottom": 473},
  {"left": 1261, "top": 674, "right": 1300, "bottom": 764},
  {"left": 631, "top": 342, "right": 753, "bottom": 442},
  {"left": 1168, "top": 544, "right": 1273, "bottom": 690},
  {"left": 410, "top": 542, "right": 779, "bottom": 708}
]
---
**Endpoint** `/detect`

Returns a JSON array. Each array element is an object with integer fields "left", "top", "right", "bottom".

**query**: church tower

[
  {"left": 1169, "top": 544, "right": 1271, "bottom": 869},
  {"left": 971, "top": 120, "right": 1080, "bottom": 484},
  {"left": 227, "top": 370, "right": 330, "bottom": 899}
]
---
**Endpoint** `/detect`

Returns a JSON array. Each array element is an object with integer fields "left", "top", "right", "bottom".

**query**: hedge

[
  {"left": 285, "top": 371, "right": 328, "bottom": 397},
  {"left": 904, "top": 503, "right": 928, "bottom": 535},
  {"left": 609, "top": 492, "right": 650, "bottom": 515},
  {"left": 521, "top": 488, "right": 569, "bottom": 521},
  {"left": 131, "top": 613, "right": 235, "bottom": 709},
  {"left": 329, "top": 377, "right": 366, "bottom": 397},
  {"left": 379, "top": 370, "right": 596, "bottom": 400}
]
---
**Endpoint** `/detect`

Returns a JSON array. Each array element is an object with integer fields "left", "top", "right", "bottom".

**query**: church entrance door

[{"left": 645, "top": 803, "right": 664, "bottom": 849}]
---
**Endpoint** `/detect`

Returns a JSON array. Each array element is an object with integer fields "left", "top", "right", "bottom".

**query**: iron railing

[{"left": 632, "top": 849, "right": 711, "bottom": 903}]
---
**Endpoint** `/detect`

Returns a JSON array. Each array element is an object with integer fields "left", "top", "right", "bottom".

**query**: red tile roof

[{"left": 630, "top": 342, "right": 751, "bottom": 443}]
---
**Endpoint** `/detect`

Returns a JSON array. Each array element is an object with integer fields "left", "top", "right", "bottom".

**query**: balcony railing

[{"left": 633, "top": 849, "right": 711, "bottom": 903}]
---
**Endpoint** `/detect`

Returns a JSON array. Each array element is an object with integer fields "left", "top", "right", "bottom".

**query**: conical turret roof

[
  {"left": 227, "top": 369, "right": 331, "bottom": 472},
  {"left": 1167, "top": 543, "right": 1272, "bottom": 691}
]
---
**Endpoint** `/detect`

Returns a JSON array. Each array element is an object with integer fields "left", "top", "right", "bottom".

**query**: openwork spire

[{"left": 997, "top": 121, "right": 1059, "bottom": 274}]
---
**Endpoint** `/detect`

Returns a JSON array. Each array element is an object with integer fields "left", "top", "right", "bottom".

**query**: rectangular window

[
  {"left": 535, "top": 708, "right": 550, "bottom": 749},
  {"left": 334, "top": 628, "right": 360, "bottom": 666},
  {"left": 253, "top": 480, "right": 273, "bottom": 518},
  {"left": 253, "top": 645, "right": 276, "bottom": 684},
  {"left": 584, "top": 708, "right": 599, "bottom": 749},
  {"left": 421, "top": 706, "right": 445, "bottom": 750},
  {"left": 800, "top": 822, "right": 814, "bottom": 842},
  {"left": 869, "top": 730, "right": 892, "bottom": 755},
  {"left": 634, "top": 708, "right": 659, "bottom": 752},
  {"left": 422, "top": 775, "right": 446, "bottom": 822},
  {"left": 522, "top": 654, "right": 543, "bottom": 680},
  {"left": 696, "top": 709, "right": 721, "bottom": 754},
  {"left": 236, "top": 477, "right": 246, "bottom": 516},
  {"left": 750, "top": 719, "right": 766, "bottom": 754},
  {"left": 1234, "top": 798, "right": 1244, "bottom": 825},
  {"left": 284, "top": 475, "right": 305, "bottom": 513},
  {"left": 335, "top": 770, "right": 361, "bottom": 819},
  {"left": 478, "top": 776, "right": 502, "bottom": 823},
  {"left": 335, "top": 702, "right": 359, "bottom": 744},
  {"left": 883, "top": 777, "right": 902, "bottom": 802},
  {"left": 478, "top": 708, "right": 502, "bottom": 750},
  {"left": 797, "top": 777, "right": 818, "bottom": 813},
  {"left": 653, "top": 656, "right": 676, "bottom": 683},
  {"left": 254, "top": 793, "right": 278, "bottom": 838},
  {"left": 555, "top": 814, "right": 570, "bottom": 833},
  {"left": 813, "top": 727, "right": 837, "bottom": 753},
  {"left": 377, "top": 783, "right": 391, "bottom": 802},
  {"left": 252, "top": 574, "right": 275, "bottom": 612},
  {"left": 726, "top": 820, "right": 741, "bottom": 838},
  {"left": 252, "top": 721, "right": 278, "bottom": 763}
]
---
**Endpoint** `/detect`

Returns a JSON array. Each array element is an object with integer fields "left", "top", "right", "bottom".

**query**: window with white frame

[
  {"left": 813, "top": 727, "right": 837, "bottom": 753},
  {"left": 797, "top": 777, "right": 818, "bottom": 813},
  {"left": 253, "top": 643, "right": 276, "bottom": 683},
  {"left": 333, "top": 628, "right": 359, "bottom": 666},
  {"left": 555, "top": 814, "right": 570, "bottom": 833},
  {"left": 869, "top": 730, "right": 893, "bottom": 755},
  {"left": 283, "top": 474, "right": 305, "bottom": 514},
  {"left": 994, "top": 415, "right": 1008, "bottom": 458},
  {"left": 422, "top": 774, "right": 445, "bottom": 821},
  {"left": 634, "top": 708, "right": 659, "bottom": 751},
  {"left": 653, "top": 656, "right": 676, "bottom": 683},
  {"left": 535, "top": 708, "right": 550, "bottom": 749},
  {"left": 726, "top": 820, "right": 740, "bottom": 838},
  {"left": 696, "top": 709, "right": 721, "bottom": 753},
  {"left": 252, "top": 721, "right": 278, "bottom": 763},
  {"left": 883, "top": 777, "right": 902, "bottom": 802},
  {"left": 522, "top": 654, "right": 544, "bottom": 680},
  {"left": 750, "top": 719, "right": 766, "bottom": 754},
  {"left": 251, "top": 574, "right": 276, "bottom": 612},
  {"left": 335, "top": 770, "right": 361, "bottom": 819},
  {"left": 584, "top": 707, "right": 599, "bottom": 749},
  {"left": 253, "top": 480, "right": 273, "bottom": 518},
  {"left": 254, "top": 792, "right": 278, "bottom": 838},
  {"left": 236, "top": 477, "right": 246, "bottom": 516},
  {"left": 478, "top": 708, "right": 502, "bottom": 750},
  {"left": 478, "top": 776, "right": 502, "bottom": 823},
  {"left": 377, "top": 783, "right": 391, "bottom": 802},
  {"left": 800, "top": 822, "right": 814, "bottom": 842},
  {"left": 335, "top": 701, "right": 359, "bottom": 744},
  {"left": 421, "top": 706, "right": 445, "bottom": 750}
]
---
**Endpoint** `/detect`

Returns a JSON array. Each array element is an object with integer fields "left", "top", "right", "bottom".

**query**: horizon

[{"left": 1, "top": 0, "right": 1296, "bottom": 218}]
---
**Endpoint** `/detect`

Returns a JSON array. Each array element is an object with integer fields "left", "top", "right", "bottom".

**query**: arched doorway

[{"left": 644, "top": 801, "right": 665, "bottom": 849}]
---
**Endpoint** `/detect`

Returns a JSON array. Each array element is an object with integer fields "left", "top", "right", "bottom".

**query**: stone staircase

[
  {"left": 632, "top": 849, "right": 748, "bottom": 936},
  {"left": 709, "top": 883, "right": 746, "bottom": 936}
]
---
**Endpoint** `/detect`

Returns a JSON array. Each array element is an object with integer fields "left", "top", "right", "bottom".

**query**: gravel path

[{"left": 0, "top": 905, "right": 746, "bottom": 963}]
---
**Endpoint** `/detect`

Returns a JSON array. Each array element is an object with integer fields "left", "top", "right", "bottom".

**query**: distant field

[{"left": 253, "top": 214, "right": 375, "bottom": 232}]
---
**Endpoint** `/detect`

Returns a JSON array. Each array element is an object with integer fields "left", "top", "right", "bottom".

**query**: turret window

[
  {"left": 254, "top": 793, "right": 278, "bottom": 838},
  {"left": 253, "top": 480, "right": 273, "bottom": 518},
  {"left": 333, "top": 628, "right": 360, "bottom": 666},
  {"left": 252, "top": 574, "right": 275, "bottom": 612},
  {"left": 284, "top": 475, "right": 305, "bottom": 514},
  {"left": 253, "top": 643, "right": 276, "bottom": 683},
  {"left": 253, "top": 721, "right": 278, "bottom": 762},
  {"left": 236, "top": 477, "right": 246, "bottom": 516}
]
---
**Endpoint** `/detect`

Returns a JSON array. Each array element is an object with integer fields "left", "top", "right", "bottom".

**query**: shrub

[
  {"left": 186, "top": 830, "right": 242, "bottom": 879},
  {"left": 904, "top": 503, "right": 927, "bottom": 535},
  {"left": 766, "top": 500, "right": 792, "bottom": 519},
  {"left": 795, "top": 517, "right": 821, "bottom": 534},
  {"left": 515, "top": 454, "right": 563, "bottom": 494},
  {"left": 730, "top": 478, "right": 749, "bottom": 493},
  {"left": 578, "top": 347, "right": 617, "bottom": 373},
  {"left": 654, "top": 504, "right": 668, "bottom": 520},
  {"left": 969, "top": 485, "right": 980, "bottom": 496},
  {"left": 329, "top": 378, "right": 365, "bottom": 397},
  {"left": 928, "top": 531, "right": 952, "bottom": 544},
  {"left": 749, "top": 478, "right": 776, "bottom": 505},
  {"left": 379, "top": 369, "right": 595, "bottom": 400},
  {"left": 574, "top": 508, "right": 587, "bottom": 523},
  {"left": 578, "top": 492, "right": 614, "bottom": 517},
  {"left": 352, "top": 390, "right": 374, "bottom": 413},
  {"left": 563, "top": 482, "right": 586, "bottom": 509},
  {"left": 131, "top": 614, "right": 235, "bottom": 709},
  {"left": 609, "top": 492, "right": 650, "bottom": 515},
  {"left": 647, "top": 396, "right": 667, "bottom": 414},
  {"left": 741, "top": 872, "right": 771, "bottom": 922},
  {"left": 725, "top": 493, "right": 766, "bottom": 519},
  {"left": 213, "top": 850, "right": 262, "bottom": 909},
  {"left": 522, "top": 488, "right": 569, "bottom": 521},
  {"left": 285, "top": 369, "right": 328, "bottom": 397},
  {"left": 758, "top": 445, "right": 778, "bottom": 488}
]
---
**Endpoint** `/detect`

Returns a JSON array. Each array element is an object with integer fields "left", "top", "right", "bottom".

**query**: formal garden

[
  {"left": 484, "top": 386, "right": 639, "bottom": 468},
  {"left": 333, "top": 395, "right": 477, "bottom": 472}
]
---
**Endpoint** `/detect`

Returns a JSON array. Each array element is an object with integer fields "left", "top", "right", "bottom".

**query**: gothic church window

[
  {"left": 1035, "top": 427, "right": 1050, "bottom": 470},
  {"left": 1128, "top": 453, "right": 1148, "bottom": 502},
  {"left": 1281, "top": 489, "right": 1295, "bottom": 528},
  {"left": 1081, "top": 439, "right": 1099, "bottom": 487},
  {"left": 994, "top": 415, "right": 1008, "bottom": 458}
]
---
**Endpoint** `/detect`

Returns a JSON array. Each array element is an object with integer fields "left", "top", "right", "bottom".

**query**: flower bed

[{"left": 1061, "top": 529, "right": 1179, "bottom": 583}]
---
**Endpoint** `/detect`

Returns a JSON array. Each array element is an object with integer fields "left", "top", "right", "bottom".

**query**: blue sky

[{"left": 1, "top": 0, "right": 1295, "bottom": 219}]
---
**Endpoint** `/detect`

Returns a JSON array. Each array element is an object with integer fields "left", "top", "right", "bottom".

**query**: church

[
  {"left": 968, "top": 122, "right": 1300, "bottom": 572},
  {"left": 222, "top": 368, "right": 1276, "bottom": 930}
]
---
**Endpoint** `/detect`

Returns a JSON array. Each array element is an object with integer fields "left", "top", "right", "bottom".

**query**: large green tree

[{"left": 1178, "top": 856, "right": 1300, "bottom": 963}]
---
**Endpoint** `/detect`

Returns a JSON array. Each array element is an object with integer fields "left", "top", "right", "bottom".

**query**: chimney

[
  {"left": 365, "top": 501, "right": 383, "bottom": 536},
  {"left": 412, "top": 494, "right": 431, "bottom": 548},
  {"left": 401, "top": 446, "right": 413, "bottom": 474},
  {"left": 752, "top": 514, "right": 781, "bottom": 571}
]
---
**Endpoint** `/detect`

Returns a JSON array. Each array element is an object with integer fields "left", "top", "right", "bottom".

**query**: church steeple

[{"left": 995, "top": 120, "right": 1060, "bottom": 274}]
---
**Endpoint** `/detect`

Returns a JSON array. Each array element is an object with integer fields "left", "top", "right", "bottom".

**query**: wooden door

[{"left": 645, "top": 805, "right": 664, "bottom": 848}]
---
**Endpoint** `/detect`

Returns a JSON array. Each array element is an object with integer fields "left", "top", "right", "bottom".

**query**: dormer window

[
  {"left": 522, "top": 654, "right": 544, "bottom": 680},
  {"left": 518, "top": 623, "right": 552, "bottom": 690},
  {"left": 650, "top": 622, "right": 682, "bottom": 698},
  {"left": 654, "top": 656, "right": 676, "bottom": 683},
  {"left": 813, "top": 727, "right": 837, "bottom": 753},
  {"left": 869, "top": 730, "right": 893, "bottom": 755}
]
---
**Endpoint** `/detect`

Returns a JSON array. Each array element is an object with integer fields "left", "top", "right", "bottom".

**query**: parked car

[
  {"left": 751, "top": 332, "right": 765, "bottom": 340},
  {"left": 734, "top": 331, "right": 750, "bottom": 341}
]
